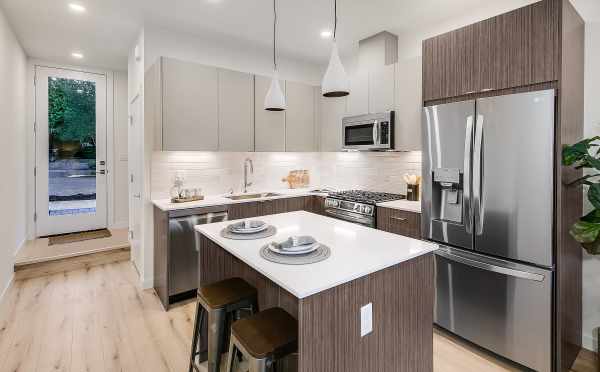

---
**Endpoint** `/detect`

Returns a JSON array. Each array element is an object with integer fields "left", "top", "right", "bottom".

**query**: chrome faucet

[{"left": 243, "top": 158, "right": 254, "bottom": 193}]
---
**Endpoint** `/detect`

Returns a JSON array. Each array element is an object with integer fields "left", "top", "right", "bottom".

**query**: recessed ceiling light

[
  {"left": 71, "top": 52, "right": 84, "bottom": 59},
  {"left": 68, "top": 3, "right": 86, "bottom": 13},
  {"left": 320, "top": 30, "right": 333, "bottom": 39}
]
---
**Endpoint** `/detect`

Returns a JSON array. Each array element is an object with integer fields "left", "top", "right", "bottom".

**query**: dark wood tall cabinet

[
  {"left": 422, "top": 1, "right": 584, "bottom": 371},
  {"left": 423, "top": 0, "right": 560, "bottom": 103}
]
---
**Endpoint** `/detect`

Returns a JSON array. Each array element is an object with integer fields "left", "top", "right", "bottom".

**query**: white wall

[
  {"left": 0, "top": 6, "right": 27, "bottom": 297},
  {"left": 582, "top": 21, "right": 600, "bottom": 352}
]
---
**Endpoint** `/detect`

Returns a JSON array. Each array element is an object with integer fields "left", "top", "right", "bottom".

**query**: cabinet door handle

[{"left": 391, "top": 216, "right": 407, "bottom": 222}]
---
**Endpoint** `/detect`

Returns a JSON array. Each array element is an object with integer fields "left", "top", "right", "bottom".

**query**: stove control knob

[{"left": 363, "top": 206, "right": 372, "bottom": 215}]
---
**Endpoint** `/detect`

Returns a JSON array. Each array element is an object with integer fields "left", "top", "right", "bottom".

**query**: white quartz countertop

[
  {"left": 152, "top": 188, "right": 329, "bottom": 212},
  {"left": 376, "top": 200, "right": 422, "bottom": 213},
  {"left": 195, "top": 211, "right": 437, "bottom": 299}
]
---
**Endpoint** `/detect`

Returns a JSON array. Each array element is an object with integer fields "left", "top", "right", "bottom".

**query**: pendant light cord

[
  {"left": 333, "top": 0, "right": 337, "bottom": 41},
  {"left": 273, "top": 0, "right": 277, "bottom": 71}
]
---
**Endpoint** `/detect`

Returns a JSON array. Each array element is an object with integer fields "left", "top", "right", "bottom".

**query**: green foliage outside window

[{"left": 48, "top": 78, "right": 96, "bottom": 144}]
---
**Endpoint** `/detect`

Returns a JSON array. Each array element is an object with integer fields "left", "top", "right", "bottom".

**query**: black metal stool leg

[{"left": 189, "top": 301, "right": 208, "bottom": 372}]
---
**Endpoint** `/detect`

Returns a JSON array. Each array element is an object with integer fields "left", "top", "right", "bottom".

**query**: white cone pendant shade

[
  {"left": 264, "top": 73, "right": 286, "bottom": 111},
  {"left": 322, "top": 42, "right": 349, "bottom": 97}
]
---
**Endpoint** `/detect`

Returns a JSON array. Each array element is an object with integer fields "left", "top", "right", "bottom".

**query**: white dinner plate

[{"left": 268, "top": 242, "right": 319, "bottom": 255}]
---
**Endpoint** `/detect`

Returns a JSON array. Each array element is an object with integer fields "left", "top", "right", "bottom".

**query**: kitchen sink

[{"left": 225, "top": 192, "right": 282, "bottom": 200}]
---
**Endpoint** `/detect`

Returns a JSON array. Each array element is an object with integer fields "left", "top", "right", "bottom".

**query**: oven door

[
  {"left": 343, "top": 120, "right": 382, "bottom": 150},
  {"left": 324, "top": 208, "right": 375, "bottom": 227}
]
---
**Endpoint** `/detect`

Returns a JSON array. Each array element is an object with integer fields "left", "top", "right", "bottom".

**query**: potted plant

[{"left": 562, "top": 136, "right": 600, "bottom": 365}]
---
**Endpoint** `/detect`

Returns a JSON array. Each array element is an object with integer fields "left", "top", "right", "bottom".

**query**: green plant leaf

[
  {"left": 569, "top": 221, "right": 600, "bottom": 243},
  {"left": 562, "top": 136, "right": 600, "bottom": 165},
  {"left": 583, "top": 239, "right": 600, "bottom": 255},
  {"left": 589, "top": 183, "right": 600, "bottom": 209},
  {"left": 581, "top": 209, "right": 600, "bottom": 223}
]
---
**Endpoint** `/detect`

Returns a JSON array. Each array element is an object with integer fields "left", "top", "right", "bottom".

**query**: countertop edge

[
  {"left": 195, "top": 225, "right": 437, "bottom": 299},
  {"left": 152, "top": 190, "right": 329, "bottom": 212},
  {"left": 376, "top": 200, "right": 422, "bottom": 213}
]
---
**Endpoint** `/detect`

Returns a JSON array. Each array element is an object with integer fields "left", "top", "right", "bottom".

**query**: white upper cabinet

[
  {"left": 285, "top": 81, "right": 316, "bottom": 152},
  {"left": 162, "top": 58, "right": 219, "bottom": 151},
  {"left": 254, "top": 75, "right": 286, "bottom": 152},
  {"left": 319, "top": 94, "right": 347, "bottom": 152},
  {"left": 218, "top": 69, "right": 254, "bottom": 151},
  {"left": 369, "top": 63, "right": 396, "bottom": 113},
  {"left": 346, "top": 70, "right": 369, "bottom": 116},
  {"left": 394, "top": 57, "right": 422, "bottom": 151},
  {"left": 346, "top": 63, "right": 396, "bottom": 116}
]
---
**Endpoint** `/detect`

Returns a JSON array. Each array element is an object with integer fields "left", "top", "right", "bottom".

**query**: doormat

[{"left": 48, "top": 229, "right": 112, "bottom": 246}]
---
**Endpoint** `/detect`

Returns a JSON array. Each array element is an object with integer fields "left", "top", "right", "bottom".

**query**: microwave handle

[{"left": 372, "top": 121, "right": 379, "bottom": 144}]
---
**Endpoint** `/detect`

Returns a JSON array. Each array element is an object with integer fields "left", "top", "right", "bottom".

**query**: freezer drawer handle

[{"left": 436, "top": 250, "right": 545, "bottom": 282}]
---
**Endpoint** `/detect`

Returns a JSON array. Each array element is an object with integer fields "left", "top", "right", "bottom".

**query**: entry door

[
  {"left": 128, "top": 94, "right": 143, "bottom": 269},
  {"left": 35, "top": 66, "right": 107, "bottom": 236}
]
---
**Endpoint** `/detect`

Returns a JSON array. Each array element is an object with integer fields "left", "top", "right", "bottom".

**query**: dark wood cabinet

[
  {"left": 227, "top": 196, "right": 311, "bottom": 220},
  {"left": 376, "top": 207, "right": 421, "bottom": 240},
  {"left": 228, "top": 202, "right": 260, "bottom": 219},
  {"left": 423, "top": 0, "right": 559, "bottom": 103},
  {"left": 308, "top": 196, "right": 326, "bottom": 215}
]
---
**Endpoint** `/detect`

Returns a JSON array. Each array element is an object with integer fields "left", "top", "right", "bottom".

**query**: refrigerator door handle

[
  {"left": 463, "top": 115, "right": 474, "bottom": 233},
  {"left": 473, "top": 114, "right": 484, "bottom": 235},
  {"left": 435, "top": 249, "right": 545, "bottom": 282}
]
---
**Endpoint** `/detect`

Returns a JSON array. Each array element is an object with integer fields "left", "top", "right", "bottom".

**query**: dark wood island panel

[{"left": 199, "top": 235, "right": 434, "bottom": 372}]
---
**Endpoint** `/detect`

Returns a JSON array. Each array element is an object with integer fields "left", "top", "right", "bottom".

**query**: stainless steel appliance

[
  {"left": 325, "top": 190, "right": 405, "bottom": 227},
  {"left": 167, "top": 207, "right": 228, "bottom": 300},
  {"left": 342, "top": 111, "right": 394, "bottom": 151},
  {"left": 422, "top": 89, "right": 556, "bottom": 372}
]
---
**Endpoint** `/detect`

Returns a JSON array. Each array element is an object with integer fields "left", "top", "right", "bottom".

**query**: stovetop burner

[{"left": 328, "top": 190, "right": 406, "bottom": 205}]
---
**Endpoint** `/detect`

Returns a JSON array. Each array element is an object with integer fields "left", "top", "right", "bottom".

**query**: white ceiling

[{"left": 1, "top": 0, "right": 599, "bottom": 70}]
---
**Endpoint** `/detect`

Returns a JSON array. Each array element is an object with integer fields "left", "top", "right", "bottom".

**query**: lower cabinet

[
  {"left": 376, "top": 207, "right": 421, "bottom": 240},
  {"left": 228, "top": 196, "right": 311, "bottom": 220}
]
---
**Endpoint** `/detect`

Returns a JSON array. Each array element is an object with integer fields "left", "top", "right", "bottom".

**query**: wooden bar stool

[
  {"left": 225, "top": 307, "right": 298, "bottom": 372},
  {"left": 189, "top": 278, "right": 258, "bottom": 372}
]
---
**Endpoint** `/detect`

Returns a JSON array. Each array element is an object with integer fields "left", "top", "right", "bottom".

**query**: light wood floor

[
  {"left": 15, "top": 228, "right": 129, "bottom": 265},
  {"left": 0, "top": 260, "right": 596, "bottom": 372}
]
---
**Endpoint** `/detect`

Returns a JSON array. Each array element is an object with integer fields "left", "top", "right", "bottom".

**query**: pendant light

[
  {"left": 321, "top": 0, "right": 349, "bottom": 97},
  {"left": 264, "top": 0, "right": 286, "bottom": 111}
]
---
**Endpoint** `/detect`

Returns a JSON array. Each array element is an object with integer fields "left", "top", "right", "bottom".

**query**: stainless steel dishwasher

[{"left": 167, "top": 207, "right": 228, "bottom": 302}]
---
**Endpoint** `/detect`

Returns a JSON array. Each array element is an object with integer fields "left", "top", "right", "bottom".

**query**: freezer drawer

[{"left": 435, "top": 247, "right": 552, "bottom": 372}]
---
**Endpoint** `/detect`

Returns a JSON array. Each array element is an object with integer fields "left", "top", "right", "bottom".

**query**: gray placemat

[
  {"left": 260, "top": 244, "right": 331, "bottom": 265},
  {"left": 220, "top": 225, "right": 277, "bottom": 240}
]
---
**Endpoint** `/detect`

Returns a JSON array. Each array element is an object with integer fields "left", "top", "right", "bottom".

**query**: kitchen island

[{"left": 195, "top": 211, "right": 437, "bottom": 372}]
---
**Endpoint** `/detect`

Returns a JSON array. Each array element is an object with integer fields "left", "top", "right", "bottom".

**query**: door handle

[
  {"left": 435, "top": 248, "right": 545, "bottom": 282},
  {"left": 473, "top": 114, "right": 484, "bottom": 235},
  {"left": 463, "top": 115, "right": 474, "bottom": 234},
  {"left": 96, "top": 170, "right": 106, "bottom": 175}
]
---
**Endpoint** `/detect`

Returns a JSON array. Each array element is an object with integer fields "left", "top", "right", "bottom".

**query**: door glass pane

[{"left": 48, "top": 77, "right": 97, "bottom": 216}]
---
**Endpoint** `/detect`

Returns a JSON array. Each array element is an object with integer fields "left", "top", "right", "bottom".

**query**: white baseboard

[
  {"left": 13, "top": 238, "right": 26, "bottom": 258},
  {"left": 109, "top": 220, "right": 129, "bottom": 230},
  {"left": 0, "top": 273, "right": 14, "bottom": 304},
  {"left": 583, "top": 332, "right": 598, "bottom": 352},
  {"left": 141, "top": 276, "right": 153, "bottom": 290}
]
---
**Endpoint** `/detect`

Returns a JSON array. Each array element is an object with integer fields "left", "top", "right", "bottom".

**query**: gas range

[{"left": 324, "top": 190, "right": 406, "bottom": 227}]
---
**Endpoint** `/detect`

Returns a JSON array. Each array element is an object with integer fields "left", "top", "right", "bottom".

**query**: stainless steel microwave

[{"left": 342, "top": 111, "right": 394, "bottom": 151}]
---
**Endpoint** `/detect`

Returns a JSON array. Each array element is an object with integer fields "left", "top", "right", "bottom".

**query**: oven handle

[
  {"left": 372, "top": 121, "right": 379, "bottom": 144},
  {"left": 325, "top": 208, "right": 373, "bottom": 226}
]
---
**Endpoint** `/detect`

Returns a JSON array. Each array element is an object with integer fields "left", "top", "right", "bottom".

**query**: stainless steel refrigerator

[{"left": 422, "top": 89, "right": 556, "bottom": 372}]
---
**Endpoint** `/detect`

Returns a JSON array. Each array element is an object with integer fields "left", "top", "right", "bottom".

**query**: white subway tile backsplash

[{"left": 151, "top": 151, "right": 422, "bottom": 199}]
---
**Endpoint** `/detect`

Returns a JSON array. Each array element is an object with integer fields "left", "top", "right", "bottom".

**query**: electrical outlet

[{"left": 360, "top": 303, "right": 373, "bottom": 337}]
